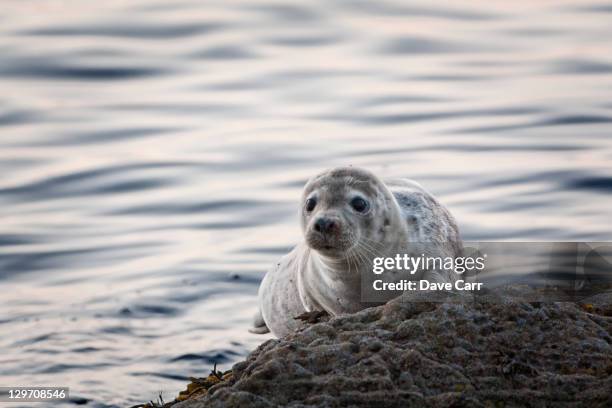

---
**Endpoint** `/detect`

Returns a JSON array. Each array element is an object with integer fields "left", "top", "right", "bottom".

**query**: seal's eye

[
  {"left": 350, "top": 197, "right": 369, "bottom": 213},
  {"left": 305, "top": 198, "right": 317, "bottom": 212}
]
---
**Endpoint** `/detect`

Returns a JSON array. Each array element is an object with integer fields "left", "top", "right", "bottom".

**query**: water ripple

[
  {"left": 552, "top": 58, "right": 612, "bottom": 75},
  {"left": 0, "top": 60, "right": 165, "bottom": 80},
  {"left": 22, "top": 22, "right": 224, "bottom": 39},
  {"left": 111, "top": 199, "right": 272, "bottom": 215},
  {"left": 379, "top": 35, "right": 469, "bottom": 55},
  {"left": 453, "top": 113, "right": 612, "bottom": 134},
  {"left": 190, "top": 45, "right": 260, "bottom": 60},
  {"left": 319, "top": 106, "right": 542, "bottom": 126},
  {"left": 567, "top": 176, "right": 612, "bottom": 193},
  {"left": 0, "top": 163, "right": 189, "bottom": 201},
  {"left": 0, "top": 109, "right": 40, "bottom": 126},
  {"left": 43, "top": 127, "right": 184, "bottom": 146},
  {"left": 248, "top": 4, "right": 321, "bottom": 22},
  {"left": 340, "top": 1, "right": 498, "bottom": 20}
]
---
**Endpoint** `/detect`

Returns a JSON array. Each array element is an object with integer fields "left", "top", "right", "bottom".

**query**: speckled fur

[{"left": 254, "top": 167, "right": 462, "bottom": 337}]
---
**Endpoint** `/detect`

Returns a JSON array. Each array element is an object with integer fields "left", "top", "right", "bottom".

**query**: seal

[{"left": 252, "top": 166, "right": 462, "bottom": 337}]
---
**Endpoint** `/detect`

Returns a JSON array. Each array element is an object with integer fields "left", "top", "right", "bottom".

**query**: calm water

[{"left": 1, "top": 0, "right": 612, "bottom": 406}]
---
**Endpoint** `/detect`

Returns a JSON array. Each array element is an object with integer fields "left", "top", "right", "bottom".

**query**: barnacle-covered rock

[{"left": 172, "top": 288, "right": 612, "bottom": 407}]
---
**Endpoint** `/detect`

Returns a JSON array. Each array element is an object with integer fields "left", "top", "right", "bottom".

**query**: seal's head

[{"left": 300, "top": 167, "right": 402, "bottom": 259}]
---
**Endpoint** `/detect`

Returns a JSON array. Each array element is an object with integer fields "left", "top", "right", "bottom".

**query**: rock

[{"left": 174, "top": 289, "right": 612, "bottom": 407}]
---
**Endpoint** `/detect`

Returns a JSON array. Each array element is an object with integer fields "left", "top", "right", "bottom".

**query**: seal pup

[{"left": 252, "top": 166, "right": 462, "bottom": 337}]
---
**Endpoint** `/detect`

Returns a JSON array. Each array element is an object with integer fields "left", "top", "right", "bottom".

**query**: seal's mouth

[
  {"left": 306, "top": 237, "right": 339, "bottom": 252},
  {"left": 305, "top": 230, "right": 355, "bottom": 255}
]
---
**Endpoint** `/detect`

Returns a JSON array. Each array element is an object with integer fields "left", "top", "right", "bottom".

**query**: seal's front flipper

[
  {"left": 294, "top": 310, "right": 329, "bottom": 324},
  {"left": 249, "top": 309, "right": 270, "bottom": 334}
]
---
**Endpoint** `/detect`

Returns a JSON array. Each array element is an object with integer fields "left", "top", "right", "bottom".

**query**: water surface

[{"left": 1, "top": 0, "right": 612, "bottom": 406}]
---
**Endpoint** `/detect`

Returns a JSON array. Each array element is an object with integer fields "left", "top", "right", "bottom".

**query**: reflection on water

[{"left": 1, "top": 0, "right": 612, "bottom": 405}]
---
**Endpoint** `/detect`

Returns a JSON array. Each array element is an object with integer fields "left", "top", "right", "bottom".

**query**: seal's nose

[{"left": 314, "top": 217, "right": 337, "bottom": 234}]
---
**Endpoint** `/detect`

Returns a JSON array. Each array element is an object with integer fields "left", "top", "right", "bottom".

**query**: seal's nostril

[
  {"left": 315, "top": 218, "right": 336, "bottom": 234},
  {"left": 314, "top": 218, "right": 324, "bottom": 232}
]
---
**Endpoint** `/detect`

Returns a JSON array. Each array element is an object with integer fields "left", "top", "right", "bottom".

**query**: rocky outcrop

[{"left": 174, "top": 289, "right": 612, "bottom": 407}]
